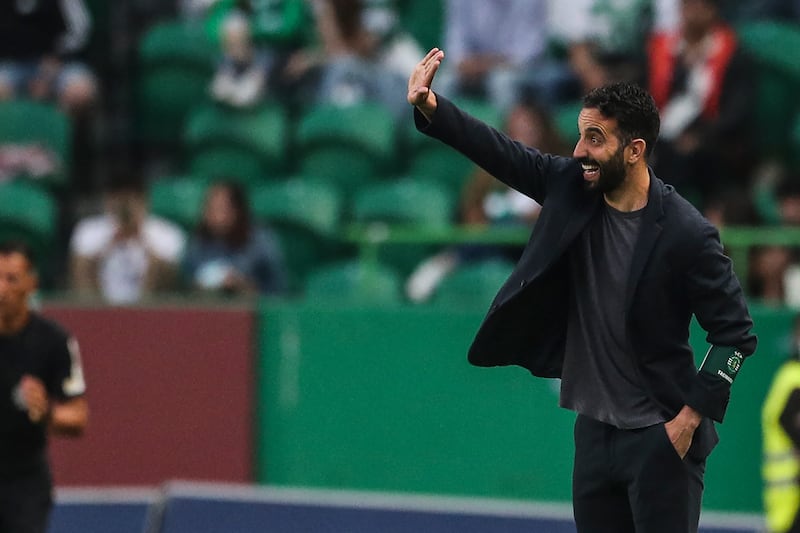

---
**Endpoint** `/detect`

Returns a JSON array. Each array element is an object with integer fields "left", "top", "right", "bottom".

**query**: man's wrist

[
  {"left": 415, "top": 92, "right": 438, "bottom": 122},
  {"left": 679, "top": 404, "right": 702, "bottom": 430}
]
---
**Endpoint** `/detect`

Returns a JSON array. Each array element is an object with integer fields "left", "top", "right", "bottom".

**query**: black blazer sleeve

[
  {"left": 684, "top": 221, "right": 757, "bottom": 422},
  {"left": 414, "top": 94, "right": 573, "bottom": 205}
]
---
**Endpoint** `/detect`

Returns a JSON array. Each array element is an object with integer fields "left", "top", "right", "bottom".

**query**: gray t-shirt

[{"left": 559, "top": 202, "right": 666, "bottom": 429}]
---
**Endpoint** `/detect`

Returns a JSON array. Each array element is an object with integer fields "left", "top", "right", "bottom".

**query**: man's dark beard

[{"left": 582, "top": 146, "right": 627, "bottom": 193}]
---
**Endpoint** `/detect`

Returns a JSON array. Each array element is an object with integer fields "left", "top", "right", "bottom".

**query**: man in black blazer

[{"left": 408, "top": 48, "right": 757, "bottom": 533}]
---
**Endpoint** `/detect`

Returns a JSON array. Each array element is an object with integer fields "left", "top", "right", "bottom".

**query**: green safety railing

[{"left": 345, "top": 223, "right": 800, "bottom": 289}]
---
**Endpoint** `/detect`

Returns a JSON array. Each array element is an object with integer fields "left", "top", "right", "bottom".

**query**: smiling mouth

[{"left": 581, "top": 163, "right": 600, "bottom": 180}]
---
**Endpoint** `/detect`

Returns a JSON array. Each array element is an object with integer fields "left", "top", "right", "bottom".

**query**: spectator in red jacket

[{"left": 647, "top": 0, "right": 756, "bottom": 223}]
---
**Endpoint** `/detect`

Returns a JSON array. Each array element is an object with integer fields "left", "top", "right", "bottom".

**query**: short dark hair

[
  {"left": 0, "top": 240, "right": 37, "bottom": 270},
  {"left": 582, "top": 82, "right": 661, "bottom": 157}
]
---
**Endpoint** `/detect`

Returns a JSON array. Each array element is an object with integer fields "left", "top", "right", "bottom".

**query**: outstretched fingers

[{"left": 408, "top": 48, "right": 444, "bottom": 106}]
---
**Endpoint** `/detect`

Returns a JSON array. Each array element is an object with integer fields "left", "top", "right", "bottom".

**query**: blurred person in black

[
  {"left": 0, "top": 240, "right": 88, "bottom": 533},
  {"left": 647, "top": 0, "right": 755, "bottom": 222},
  {"left": 0, "top": 0, "right": 97, "bottom": 117},
  {"left": 409, "top": 48, "right": 756, "bottom": 533}
]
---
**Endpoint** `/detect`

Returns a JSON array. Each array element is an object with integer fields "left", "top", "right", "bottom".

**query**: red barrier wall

[{"left": 42, "top": 304, "right": 255, "bottom": 486}]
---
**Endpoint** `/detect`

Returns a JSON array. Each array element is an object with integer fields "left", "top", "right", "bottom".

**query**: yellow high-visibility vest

[{"left": 763, "top": 359, "right": 800, "bottom": 533}]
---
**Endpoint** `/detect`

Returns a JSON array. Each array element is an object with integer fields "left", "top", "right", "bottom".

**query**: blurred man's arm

[{"left": 50, "top": 396, "right": 88, "bottom": 437}]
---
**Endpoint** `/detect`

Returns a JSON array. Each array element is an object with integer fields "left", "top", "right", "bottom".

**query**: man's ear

[{"left": 627, "top": 139, "right": 646, "bottom": 164}]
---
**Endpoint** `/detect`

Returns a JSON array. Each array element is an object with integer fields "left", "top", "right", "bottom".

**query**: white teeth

[{"left": 581, "top": 164, "right": 599, "bottom": 171}]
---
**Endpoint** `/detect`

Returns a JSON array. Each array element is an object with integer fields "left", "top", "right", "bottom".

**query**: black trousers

[
  {"left": 572, "top": 414, "right": 706, "bottom": 533},
  {"left": 0, "top": 470, "right": 52, "bottom": 533}
]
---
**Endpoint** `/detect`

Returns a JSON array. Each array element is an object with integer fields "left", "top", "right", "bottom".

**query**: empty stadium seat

[
  {"left": 250, "top": 178, "right": 345, "bottom": 292},
  {"left": 351, "top": 179, "right": 454, "bottom": 227},
  {"left": 135, "top": 19, "right": 217, "bottom": 144},
  {"left": 0, "top": 100, "right": 71, "bottom": 188},
  {"left": 148, "top": 176, "right": 210, "bottom": 230},
  {"left": 304, "top": 259, "right": 403, "bottom": 304},
  {"left": 0, "top": 180, "right": 57, "bottom": 267},
  {"left": 350, "top": 179, "right": 455, "bottom": 276},
  {"left": 184, "top": 102, "right": 290, "bottom": 185},
  {"left": 737, "top": 21, "right": 800, "bottom": 161},
  {"left": 295, "top": 102, "right": 398, "bottom": 192},
  {"left": 430, "top": 258, "right": 514, "bottom": 308}
]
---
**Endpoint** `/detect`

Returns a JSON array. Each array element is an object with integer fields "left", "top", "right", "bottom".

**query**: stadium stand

[
  {"left": 294, "top": 102, "right": 399, "bottom": 193},
  {"left": 430, "top": 257, "right": 515, "bottom": 308},
  {"left": 147, "top": 175, "right": 209, "bottom": 231},
  {"left": 135, "top": 19, "right": 217, "bottom": 144},
  {"left": 184, "top": 101, "right": 290, "bottom": 185},
  {"left": 303, "top": 258, "right": 403, "bottom": 304},
  {"left": 250, "top": 177, "right": 345, "bottom": 292},
  {"left": 0, "top": 100, "right": 72, "bottom": 189},
  {"left": 0, "top": 180, "right": 58, "bottom": 268},
  {"left": 350, "top": 179, "right": 455, "bottom": 275}
]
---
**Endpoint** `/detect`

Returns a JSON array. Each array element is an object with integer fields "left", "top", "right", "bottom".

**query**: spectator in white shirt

[{"left": 69, "top": 175, "right": 185, "bottom": 304}]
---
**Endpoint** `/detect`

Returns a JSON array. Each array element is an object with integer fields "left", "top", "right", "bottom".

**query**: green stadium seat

[
  {"left": 0, "top": 100, "right": 71, "bottom": 189},
  {"left": 148, "top": 176, "right": 210, "bottom": 231},
  {"left": 403, "top": 98, "right": 502, "bottom": 194},
  {"left": 430, "top": 258, "right": 514, "bottom": 308},
  {"left": 304, "top": 259, "right": 403, "bottom": 304},
  {"left": 737, "top": 21, "right": 800, "bottom": 80},
  {"left": 185, "top": 102, "right": 290, "bottom": 185},
  {"left": 351, "top": 179, "right": 454, "bottom": 227},
  {"left": 135, "top": 19, "right": 217, "bottom": 144},
  {"left": 204, "top": 0, "right": 312, "bottom": 48},
  {"left": 737, "top": 21, "right": 800, "bottom": 161},
  {"left": 351, "top": 179, "right": 455, "bottom": 276},
  {"left": 250, "top": 178, "right": 346, "bottom": 292},
  {"left": 0, "top": 181, "right": 57, "bottom": 266},
  {"left": 399, "top": 0, "right": 443, "bottom": 50},
  {"left": 295, "top": 102, "right": 398, "bottom": 192}
]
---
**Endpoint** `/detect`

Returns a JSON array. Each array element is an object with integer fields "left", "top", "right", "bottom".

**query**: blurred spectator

[
  {"left": 653, "top": 0, "right": 681, "bottom": 32},
  {"left": 750, "top": 245, "right": 793, "bottom": 307},
  {"left": 406, "top": 99, "right": 569, "bottom": 302},
  {"left": 179, "top": 0, "right": 220, "bottom": 20},
  {"left": 283, "top": 0, "right": 420, "bottom": 117},
  {"left": 203, "top": 0, "right": 313, "bottom": 105},
  {"left": 210, "top": 9, "right": 271, "bottom": 107},
  {"left": 647, "top": 0, "right": 756, "bottom": 221},
  {"left": 182, "top": 181, "right": 288, "bottom": 297},
  {"left": 435, "top": 0, "right": 578, "bottom": 113},
  {"left": 0, "top": 0, "right": 98, "bottom": 118},
  {"left": 749, "top": 176, "right": 800, "bottom": 308},
  {"left": 548, "top": 0, "right": 653, "bottom": 91},
  {"left": 69, "top": 175, "right": 186, "bottom": 304},
  {"left": 358, "top": 0, "right": 423, "bottom": 78}
]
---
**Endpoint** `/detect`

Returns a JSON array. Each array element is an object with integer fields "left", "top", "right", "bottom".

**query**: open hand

[{"left": 407, "top": 48, "right": 444, "bottom": 118}]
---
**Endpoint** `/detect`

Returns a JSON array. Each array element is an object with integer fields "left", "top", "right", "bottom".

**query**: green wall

[{"left": 256, "top": 301, "right": 794, "bottom": 514}]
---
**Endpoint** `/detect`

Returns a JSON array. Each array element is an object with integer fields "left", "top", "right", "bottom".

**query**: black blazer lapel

[
  {"left": 625, "top": 173, "right": 665, "bottom": 310},
  {"left": 552, "top": 189, "right": 602, "bottom": 267}
]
